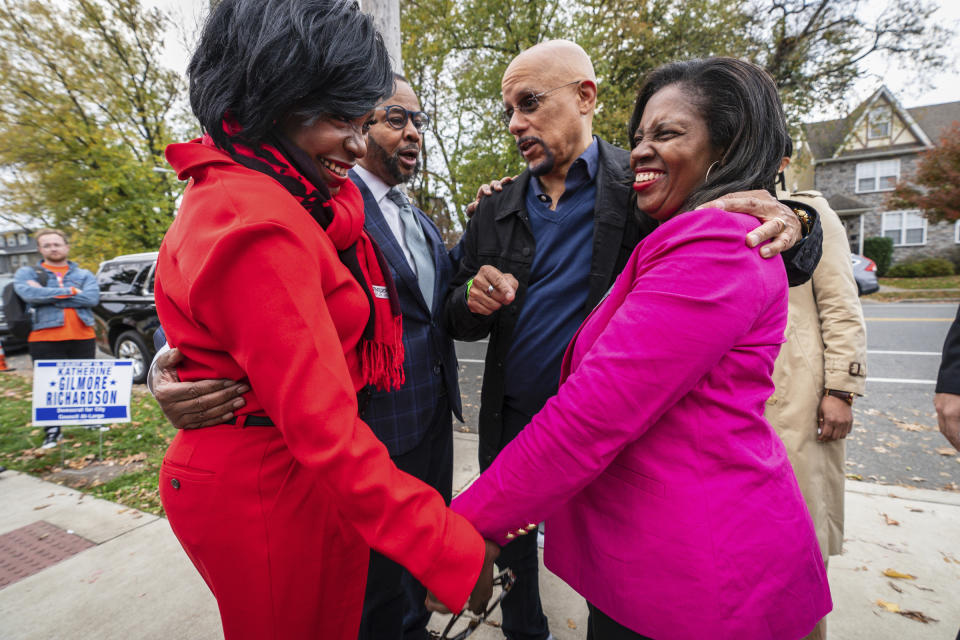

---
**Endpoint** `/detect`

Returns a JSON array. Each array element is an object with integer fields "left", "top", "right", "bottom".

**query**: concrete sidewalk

[{"left": 1, "top": 431, "right": 959, "bottom": 639}]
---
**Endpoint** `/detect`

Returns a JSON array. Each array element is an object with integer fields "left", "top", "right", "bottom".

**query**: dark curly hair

[
  {"left": 188, "top": 0, "right": 394, "bottom": 149},
  {"left": 627, "top": 58, "right": 790, "bottom": 212}
]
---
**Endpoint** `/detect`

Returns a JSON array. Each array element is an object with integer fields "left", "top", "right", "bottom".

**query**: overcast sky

[{"left": 146, "top": 0, "right": 960, "bottom": 116}]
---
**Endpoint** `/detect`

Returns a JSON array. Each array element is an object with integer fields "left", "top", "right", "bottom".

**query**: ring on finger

[
  {"left": 487, "top": 284, "right": 495, "bottom": 294},
  {"left": 774, "top": 218, "right": 786, "bottom": 235}
]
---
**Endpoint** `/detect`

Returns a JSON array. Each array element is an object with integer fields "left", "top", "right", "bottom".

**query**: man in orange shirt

[{"left": 13, "top": 229, "right": 100, "bottom": 447}]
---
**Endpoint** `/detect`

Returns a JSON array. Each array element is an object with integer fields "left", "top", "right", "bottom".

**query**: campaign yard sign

[{"left": 32, "top": 360, "right": 134, "bottom": 426}]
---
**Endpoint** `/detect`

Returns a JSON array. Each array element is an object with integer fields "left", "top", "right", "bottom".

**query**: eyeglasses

[
  {"left": 380, "top": 105, "right": 430, "bottom": 132},
  {"left": 499, "top": 80, "right": 583, "bottom": 127},
  {"left": 437, "top": 568, "right": 516, "bottom": 640}
]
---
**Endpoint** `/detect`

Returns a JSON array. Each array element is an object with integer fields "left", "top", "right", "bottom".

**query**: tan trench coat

[{"left": 766, "top": 192, "right": 867, "bottom": 559}]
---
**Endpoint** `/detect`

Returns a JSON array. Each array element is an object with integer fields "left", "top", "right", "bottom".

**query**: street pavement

[
  {"left": 2, "top": 433, "right": 960, "bottom": 639},
  {"left": 848, "top": 302, "right": 959, "bottom": 489}
]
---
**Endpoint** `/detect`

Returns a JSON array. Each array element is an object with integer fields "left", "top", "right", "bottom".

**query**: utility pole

[{"left": 360, "top": 0, "right": 402, "bottom": 74}]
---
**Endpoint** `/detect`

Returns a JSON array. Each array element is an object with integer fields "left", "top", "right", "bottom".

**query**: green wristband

[{"left": 465, "top": 277, "right": 474, "bottom": 302}]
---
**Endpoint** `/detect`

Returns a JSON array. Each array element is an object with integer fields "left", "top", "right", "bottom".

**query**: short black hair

[
  {"left": 628, "top": 58, "right": 790, "bottom": 211},
  {"left": 189, "top": 0, "right": 394, "bottom": 148}
]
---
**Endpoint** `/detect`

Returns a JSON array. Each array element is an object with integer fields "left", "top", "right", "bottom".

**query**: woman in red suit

[{"left": 154, "top": 2, "right": 493, "bottom": 638}]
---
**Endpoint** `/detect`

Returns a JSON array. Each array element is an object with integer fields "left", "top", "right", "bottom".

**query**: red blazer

[{"left": 157, "top": 140, "right": 484, "bottom": 610}]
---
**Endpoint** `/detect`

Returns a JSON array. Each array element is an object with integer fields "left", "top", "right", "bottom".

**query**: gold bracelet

[{"left": 792, "top": 207, "right": 812, "bottom": 236}]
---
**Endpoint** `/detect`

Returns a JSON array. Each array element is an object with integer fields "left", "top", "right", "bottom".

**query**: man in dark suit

[
  {"left": 349, "top": 75, "right": 463, "bottom": 640},
  {"left": 147, "top": 75, "right": 461, "bottom": 640}
]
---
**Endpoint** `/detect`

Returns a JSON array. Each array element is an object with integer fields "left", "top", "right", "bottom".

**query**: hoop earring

[{"left": 705, "top": 161, "right": 719, "bottom": 183}]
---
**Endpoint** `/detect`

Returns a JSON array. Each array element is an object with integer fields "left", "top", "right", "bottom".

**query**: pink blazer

[{"left": 452, "top": 209, "right": 831, "bottom": 639}]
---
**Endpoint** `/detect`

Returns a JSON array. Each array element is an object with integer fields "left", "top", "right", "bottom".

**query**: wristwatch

[{"left": 825, "top": 389, "right": 854, "bottom": 405}]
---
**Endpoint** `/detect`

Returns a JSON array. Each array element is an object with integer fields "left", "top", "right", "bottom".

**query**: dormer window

[{"left": 868, "top": 106, "right": 891, "bottom": 139}]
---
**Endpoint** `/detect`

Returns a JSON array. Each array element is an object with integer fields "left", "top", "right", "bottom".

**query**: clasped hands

[{"left": 426, "top": 539, "right": 501, "bottom": 615}]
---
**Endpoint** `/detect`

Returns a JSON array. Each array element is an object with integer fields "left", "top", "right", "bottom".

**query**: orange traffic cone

[{"left": 0, "top": 343, "right": 11, "bottom": 371}]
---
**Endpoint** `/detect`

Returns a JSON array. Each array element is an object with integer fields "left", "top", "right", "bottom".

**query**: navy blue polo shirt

[{"left": 503, "top": 138, "right": 599, "bottom": 417}]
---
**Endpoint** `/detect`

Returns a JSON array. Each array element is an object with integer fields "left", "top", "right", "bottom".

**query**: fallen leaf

[
  {"left": 908, "top": 508, "right": 924, "bottom": 513},
  {"left": 898, "top": 610, "right": 938, "bottom": 623},
  {"left": 877, "top": 599, "right": 900, "bottom": 613},
  {"left": 935, "top": 447, "right": 956, "bottom": 456},
  {"left": 881, "top": 513, "right": 900, "bottom": 526},
  {"left": 887, "top": 581, "right": 903, "bottom": 593},
  {"left": 909, "top": 476, "right": 926, "bottom": 483},
  {"left": 872, "top": 446, "right": 888, "bottom": 454},
  {"left": 846, "top": 473, "right": 864, "bottom": 481},
  {"left": 33, "top": 504, "right": 51, "bottom": 510},
  {"left": 567, "top": 619, "right": 577, "bottom": 630},
  {"left": 883, "top": 569, "right": 916, "bottom": 580}
]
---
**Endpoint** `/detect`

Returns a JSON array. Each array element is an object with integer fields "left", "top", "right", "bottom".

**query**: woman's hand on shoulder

[{"left": 696, "top": 189, "right": 800, "bottom": 258}]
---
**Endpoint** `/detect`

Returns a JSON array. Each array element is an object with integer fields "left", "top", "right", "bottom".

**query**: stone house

[
  {"left": 789, "top": 86, "right": 960, "bottom": 262},
  {"left": 0, "top": 225, "right": 40, "bottom": 275}
]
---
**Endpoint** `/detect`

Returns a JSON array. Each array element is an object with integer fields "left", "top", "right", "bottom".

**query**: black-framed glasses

[
  {"left": 499, "top": 80, "right": 583, "bottom": 127},
  {"left": 437, "top": 568, "right": 517, "bottom": 640},
  {"left": 380, "top": 105, "right": 430, "bottom": 132}
]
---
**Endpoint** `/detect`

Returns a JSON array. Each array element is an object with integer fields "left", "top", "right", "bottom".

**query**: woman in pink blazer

[{"left": 450, "top": 58, "right": 832, "bottom": 639}]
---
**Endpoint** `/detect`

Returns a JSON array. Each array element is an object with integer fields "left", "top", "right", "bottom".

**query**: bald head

[
  {"left": 500, "top": 40, "right": 598, "bottom": 183},
  {"left": 503, "top": 40, "right": 597, "bottom": 92}
]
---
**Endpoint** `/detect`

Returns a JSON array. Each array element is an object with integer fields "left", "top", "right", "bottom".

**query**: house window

[
  {"left": 882, "top": 210, "right": 926, "bottom": 246},
  {"left": 856, "top": 159, "right": 900, "bottom": 193},
  {"left": 17, "top": 233, "right": 28, "bottom": 246},
  {"left": 868, "top": 107, "right": 891, "bottom": 139},
  {"left": 0, "top": 235, "right": 5, "bottom": 248},
  {"left": 4, "top": 234, "right": 15, "bottom": 247},
  {"left": 955, "top": 220, "right": 960, "bottom": 244}
]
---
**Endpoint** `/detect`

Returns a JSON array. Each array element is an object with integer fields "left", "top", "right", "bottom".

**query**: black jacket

[
  {"left": 444, "top": 137, "right": 821, "bottom": 468},
  {"left": 937, "top": 305, "right": 960, "bottom": 394}
]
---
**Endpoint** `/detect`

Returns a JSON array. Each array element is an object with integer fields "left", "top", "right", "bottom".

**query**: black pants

[
  {"left": 587, "top": 603, "right": 654, "bottom": 640},
  {"left": 29, "top": 339, "right": 97, "bottom": 435},
  {"left": 357, "top": 396, "right": 453, "bottom": 640},
  {"left": 494, "top": 404, "right": 551, "bottom": 640},
  {"left": 29, "top": 339, "right": 96, "bottom": 361}
]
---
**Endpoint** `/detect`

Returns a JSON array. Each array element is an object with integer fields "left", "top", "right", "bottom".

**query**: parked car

[
  {"left": 851, "top": 253, "right": 880, "bottom": 296},
  {"left": 0, "top": 274, "right": 29, "bottom": 353},
  {"left": 92, "top": 252, "right": 159, "bottom": 384}
]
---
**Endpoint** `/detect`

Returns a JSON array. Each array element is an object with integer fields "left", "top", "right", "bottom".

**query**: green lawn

[
  {"left": 878, "top": 275, "right": 960, "bottom": 290},
  {"left": 0, "top": 372, "right": 175, "bottom": 515}
]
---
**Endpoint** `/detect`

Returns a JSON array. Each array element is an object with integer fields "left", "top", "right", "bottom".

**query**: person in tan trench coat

[{"left": 766, "top": 189, "right": 867, "bottom": 640}]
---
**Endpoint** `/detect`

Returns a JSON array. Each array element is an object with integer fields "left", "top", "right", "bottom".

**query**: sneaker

[{"left": 41, "top": 431, "right": 63, "bottom": 449}]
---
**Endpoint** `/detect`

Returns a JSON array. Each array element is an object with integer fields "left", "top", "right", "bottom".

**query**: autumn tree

[
  {"left": 0, "top": 0, "right": 191, "bottom": 267},
  {"left": 888, "top": 122, "right": 960, "bottom": 223}
]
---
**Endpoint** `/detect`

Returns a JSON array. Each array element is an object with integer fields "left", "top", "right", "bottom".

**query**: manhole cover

[{"left": 0, "top": 521, "right": 95, "bottom": 588}]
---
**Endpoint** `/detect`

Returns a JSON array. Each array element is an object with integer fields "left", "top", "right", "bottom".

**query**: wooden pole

[{"left": 360, "top": 0, "right": 402, "bottom": 75}]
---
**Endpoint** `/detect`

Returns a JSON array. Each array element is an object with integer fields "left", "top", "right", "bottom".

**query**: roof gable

[
  {"left": 833, "top": 86, "right": 931, "bottom": 158},
  {"left": 802, "top": 86, "right": 960, "bottom": 161}
]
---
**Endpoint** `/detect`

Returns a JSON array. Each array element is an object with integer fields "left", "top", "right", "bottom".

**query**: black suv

[
  {"left": 0, "top": 273, "right": 28, "bottom": 353},
  {"left": 93, "top": 252, "right": 159, "bottom": 384}
]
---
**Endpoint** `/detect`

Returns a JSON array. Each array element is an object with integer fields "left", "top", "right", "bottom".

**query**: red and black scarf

[{"left": 202, "top": 123, "right": 405, "bottom": 391}]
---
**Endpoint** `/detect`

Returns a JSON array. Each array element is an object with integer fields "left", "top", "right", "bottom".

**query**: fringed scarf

[{"left": 202, "top": 122, "right": 405, "bottom": 391}]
